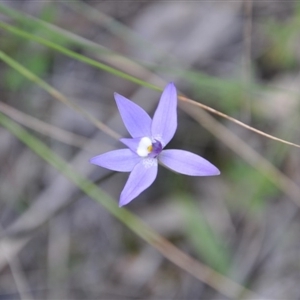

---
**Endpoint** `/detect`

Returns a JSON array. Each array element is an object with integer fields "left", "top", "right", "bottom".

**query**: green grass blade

[
  {"left": 0, "top": 109, "right": 157, "bottom": 246},
  {"left": 0, "top": 2, "right": 121, "bottom": 55},
  {"left": 0, "top": 20, "right": 160, "bottom": 92},
  {"left": 0, "top": 49, "right": 120, "bottom": 139},
  {"left": 1, "top": 3, "right": 300, "bottom": 105},
  {"left": 0, "top": 111, "right": 259, "bottom": 299},
  {"left": 1, "top": 19, "right": 300, "bottom": 150}
]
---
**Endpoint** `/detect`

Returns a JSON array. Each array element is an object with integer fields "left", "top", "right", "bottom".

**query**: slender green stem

[
  {"left": 0, "top": 20, "right": 160, "bottom": 92},
  {"left": 0, "top": 3, "right": 122, "bottom": 56},
  {"left": 0, "top": 50, "right": 120, "bottom": 139}
]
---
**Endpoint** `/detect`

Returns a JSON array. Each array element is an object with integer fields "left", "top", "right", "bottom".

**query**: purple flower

[{"left": 90, "top": 83, "right": 220, "bottom": 207}]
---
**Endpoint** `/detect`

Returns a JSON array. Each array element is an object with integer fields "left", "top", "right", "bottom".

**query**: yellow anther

[{"left": 147, "top": 145, "right": 153, "bottom": 153}]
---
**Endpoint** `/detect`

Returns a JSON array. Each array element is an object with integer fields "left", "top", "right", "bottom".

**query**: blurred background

[{"left": 0, "top": 0, "right": 300, "bottom": 299}]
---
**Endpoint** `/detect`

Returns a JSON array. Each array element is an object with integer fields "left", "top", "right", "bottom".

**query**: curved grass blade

[
  {"left": 0, "top": 2, "right": 120, "bottom": 55},
  {"left": 0, "top": 20, "right": 299, "bottom": 149},
  {"left": 1, "top": 49, "right": 300, "bottom": 210},
  {"left": 0, "top": 111, "right": 260, "bottom": 300},
  {"left": 0, "top": 50, "right": 120, "bottom": 140},
  {"left": 0, "top": 20, "right": 159, "bottom": 92}
]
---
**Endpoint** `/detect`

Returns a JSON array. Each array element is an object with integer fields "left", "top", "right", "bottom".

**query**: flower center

[{"left": 137, "top": 137, "right": 162, "bottom": 158}]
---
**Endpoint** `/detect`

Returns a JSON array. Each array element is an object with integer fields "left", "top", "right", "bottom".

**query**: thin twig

[
  {"left": 180, "top": 101, "right": 300, "bottom": 208},
  {"left": 1, "top": 50, "right": 299, "bottom": 208},
  {"left": 0, "top": 20, "right": 299, "bottom": 149},
  {"left": 179, "top": 95, "right": 300, "bottom": 149}
]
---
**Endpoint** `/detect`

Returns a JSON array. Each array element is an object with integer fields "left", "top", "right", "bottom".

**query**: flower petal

[
  {"left": 90, "top": 149, "right": 141, "bottom": 172},
  {"left": 119, "top": 158, "right": 158, "bottom": 206},
  {"left": 114, "top": 93, "right": 152, "bottom": 138},
  {"left": 159, "top": 149, "right": 220, "bottom": 176},
  {"left": 151, "top": 83, "right": 177, "bottom": 147}
]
